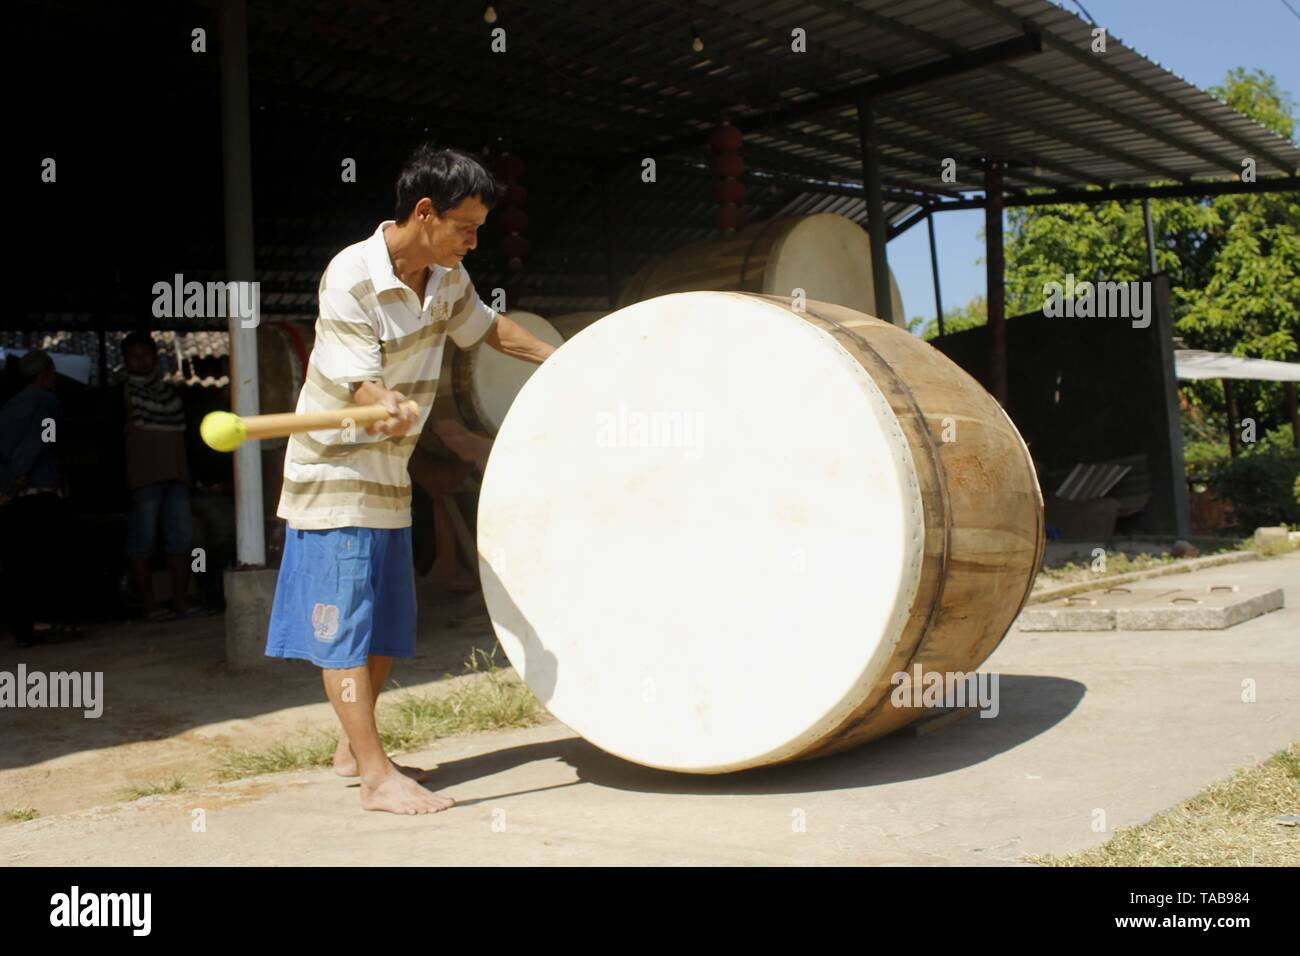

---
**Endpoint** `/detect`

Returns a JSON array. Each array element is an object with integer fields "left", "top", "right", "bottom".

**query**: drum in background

[
  {"left": 549, "top": 311, "right": 607, "bottom": 341},
  {"left": 254, "top": 322, "right": 311, "bottom": 448},
  {"left": 440, "top": 310, "right": 564, "bottom": 435},
  {"left": 477, "top": 291, "right": 1043, "bottom": 774},
  {"left": 616, "top": 212, "right": 905, "bottom": 322}
]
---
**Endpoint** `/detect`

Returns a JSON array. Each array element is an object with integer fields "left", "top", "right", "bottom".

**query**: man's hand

[{"left": 351, "top": 380, "right": 419, "bottom": 437}]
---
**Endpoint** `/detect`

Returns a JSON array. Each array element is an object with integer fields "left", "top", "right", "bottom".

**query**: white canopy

[{"left": 1175, "top": 350, "right": 1300, "bottom": 382}]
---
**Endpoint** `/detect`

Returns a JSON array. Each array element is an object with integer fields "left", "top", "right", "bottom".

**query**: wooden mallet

[{"left": 200, "top": 401, "right": 419, "bottom": 452}]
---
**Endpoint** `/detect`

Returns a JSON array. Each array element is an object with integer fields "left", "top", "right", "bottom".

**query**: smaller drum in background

[
  {"left": 445, "top": 310, "right": 564, "bottom": 435},
  {"left": 549, "top": 311, "right": 608, "bottom": 341},
  {"left": 255, "top": 322, "right": 311, "bottom": 447}
]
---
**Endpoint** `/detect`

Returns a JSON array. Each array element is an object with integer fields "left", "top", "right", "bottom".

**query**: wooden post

[
  {"left": 856, "top": 97, "right": 894, "bottom": 325},
  {"left": 985, "top": 160, "right": 1007, "bottom": 406}
]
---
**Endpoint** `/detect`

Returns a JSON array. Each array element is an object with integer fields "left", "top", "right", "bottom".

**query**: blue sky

[{"left": 888, "top": 0, "right": 1300, "bottom": 326}]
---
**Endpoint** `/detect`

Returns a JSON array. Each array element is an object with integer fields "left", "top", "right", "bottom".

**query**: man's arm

[
  {"left": 482, "top": 313, "right": 558, "bottom": 365},
  {"left": 445, "top": 272, "right": 556, "bottom": 365}
]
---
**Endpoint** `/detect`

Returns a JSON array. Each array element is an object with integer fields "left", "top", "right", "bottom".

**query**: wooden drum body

[
  {"left": 616, "top": 212, "right": 904, "bottom": 322},
  {"left": 477, "top": 291, "right": 1043, "bottom": 774}
]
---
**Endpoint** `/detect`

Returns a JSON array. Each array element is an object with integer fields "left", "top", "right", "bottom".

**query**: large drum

[
  {"left": 477, "top": 292, "right": 1043, "bottom": 773},
  {"left": 616, "top": 212, "right": 904, "bottom": 322},
  {"left": 430, "top": 310, "right": 564, "bottom": 436}
]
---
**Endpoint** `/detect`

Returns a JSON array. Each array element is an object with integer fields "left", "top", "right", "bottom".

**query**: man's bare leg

[
  {"left": 332, "top": 656, "right": 435, "bottom": 782},
  {"left": 322, "top": 664, "right": 453, "bottom": 814}
]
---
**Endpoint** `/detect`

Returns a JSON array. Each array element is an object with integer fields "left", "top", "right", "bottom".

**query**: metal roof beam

[{"left": 932, "top": 175, "right": 1300, "bottom": 210}]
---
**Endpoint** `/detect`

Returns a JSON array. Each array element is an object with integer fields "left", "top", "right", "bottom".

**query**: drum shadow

[
  {"left": 424, "top": 674, "right": 1085, "bottom": 798},
  {"left": 477, "top": 558, "right": 559, "bottom": 705}
]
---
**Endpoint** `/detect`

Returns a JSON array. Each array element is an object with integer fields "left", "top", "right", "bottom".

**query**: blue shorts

[
  {"left": 125, "top": 481, "right": 192, "bottom": 558},
  {"left": 265, "top": 526, "right": 417, "bottom": 669}
]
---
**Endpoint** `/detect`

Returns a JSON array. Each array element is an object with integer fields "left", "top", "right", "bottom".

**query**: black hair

[
  {"left": 120, "top": 331, "right": 157, "bottom": 358},
  {"left": 394, "top": 144, "right": 505, "bottom": 222}
]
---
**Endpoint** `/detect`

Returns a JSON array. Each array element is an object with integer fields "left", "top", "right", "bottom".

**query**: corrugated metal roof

[{"left": 18, "top": 0, "right": 1298, "bottom": 325}]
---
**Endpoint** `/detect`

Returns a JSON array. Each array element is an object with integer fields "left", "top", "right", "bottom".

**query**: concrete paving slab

[{"left": 1020, "top": 582, "right": 1285, "bottom": 631}]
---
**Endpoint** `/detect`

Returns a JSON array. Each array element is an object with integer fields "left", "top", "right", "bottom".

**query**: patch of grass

[
  {"left": 118, "top": 775, "right": 189, "bottom": 801},
  {"left": 1036, "top": 550, "right": 1184, "bottom": 587},
  {"left": 216, "top": 649, "right": 547, "bottom": 783},
  {"left": 1029, "top": 742, "right": 1300, "bottom": 866},
  {"left": 216, "top": 733, "right": 337, "bottom": 782},
  {"left": 379, "top": 648, "right": 548, "bottom": 752},
  {"left": 3, "top": 807, "right": 40, "bottom": 822},
  {"left": 1244, "top": 535, "right": 1296, "bottom": 558}
]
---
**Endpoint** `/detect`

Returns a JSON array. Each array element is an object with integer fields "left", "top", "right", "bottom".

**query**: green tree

[{"left": 909, "top": 293, "right": 987, "bottom": 341}]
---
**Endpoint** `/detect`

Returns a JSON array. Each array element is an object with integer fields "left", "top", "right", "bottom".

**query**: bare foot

[{"left": 361, "top": 767, "right": 455, "bottom": 815}]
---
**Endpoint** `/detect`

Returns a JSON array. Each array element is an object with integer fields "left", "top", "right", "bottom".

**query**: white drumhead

[
  {"left": 465, "top": 310, "right": 564, "bottom": 433},
  {"left": 477, "top": 291, "right": 926, "bottom": 772},
  {"left": 765, "top": 212, "right": 904, "bottom": 321}
]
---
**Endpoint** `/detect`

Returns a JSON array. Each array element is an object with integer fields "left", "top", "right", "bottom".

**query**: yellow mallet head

[{"left": 200, "top": 411, "right": 247, "bottom": 452}]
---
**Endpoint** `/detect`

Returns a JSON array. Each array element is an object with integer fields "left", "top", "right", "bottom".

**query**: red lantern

[
  {"left": 711, "top": 152, "right": 745, "bottom": 178},
  {"left": 710, "top": 122, "right": 742, "bottom": 152},
  {"left": 713, "top": 178, "right": 746, "bottom": 204},
  {"left": 500, "top": 233, "right": 531, "bottom": 261},
  {"left": 499, "top": 206, "right": 529, "bottom": 233},
  {"left": 715, "top": 204, "right": 745, "bottom": 231},
  {"left": 495, "top": 154, "right": 525, "bottom": 181},
  {"left": 503, "top": 183, "right": 528, "bottom": 206}
]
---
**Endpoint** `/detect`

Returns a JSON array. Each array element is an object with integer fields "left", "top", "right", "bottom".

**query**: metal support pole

[
  {"left": 856, "top": 97, "right": 894, "bottom": 325},
  {"left": 985, "top": 159, "right": 1008, "bottom": 405},
  {"left": 927, "top": 211, "right": 945, "bottom": 337},
  {"left": 1286, "top": 382, "right": 1299, "bottom": 450},
  {"left": 219, "top": 0, "right": 265, "bottom": 567},
  {"left": 1143, "top": 198, "right": 1158, "bottom": 274},
  {"left": 1224, "top": 379, "right": 1239, "bottom": 459}
]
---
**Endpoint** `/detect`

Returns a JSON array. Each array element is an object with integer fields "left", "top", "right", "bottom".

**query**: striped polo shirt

[{"left": 277, "top": 220, "right": 498, "bottom": 530}]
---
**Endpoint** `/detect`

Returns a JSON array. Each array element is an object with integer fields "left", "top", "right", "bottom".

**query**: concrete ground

[{"left": 2, "top": 553, "right": 1296, "bottom": 866}]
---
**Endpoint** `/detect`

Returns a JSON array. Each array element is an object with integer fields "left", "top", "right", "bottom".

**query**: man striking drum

[{"left": 265, "top": 145, "right": 557, "bottom": 814}]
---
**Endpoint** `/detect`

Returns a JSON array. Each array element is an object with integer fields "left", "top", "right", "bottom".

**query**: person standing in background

[
  {"left": 121, "top": 331, "right": 201, "bottom": 621},
  {"left": 0, "top": 350, "right": 64, "bottom": 647}
]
